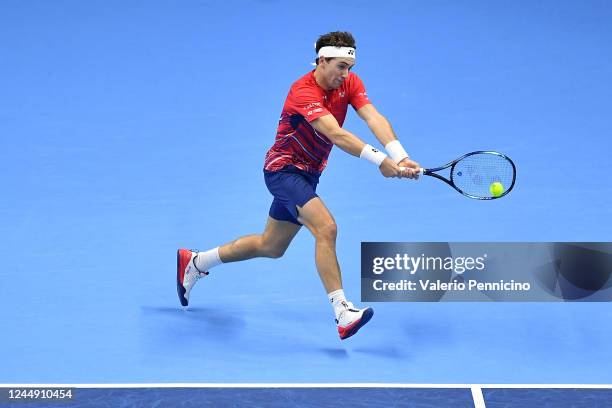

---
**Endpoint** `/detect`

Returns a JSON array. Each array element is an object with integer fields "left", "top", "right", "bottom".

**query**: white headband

[{"left": 317, "top": 46, "right": 356, "bottom": 60}]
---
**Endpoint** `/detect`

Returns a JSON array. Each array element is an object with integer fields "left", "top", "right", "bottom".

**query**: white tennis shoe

[
  {"left": 177, "top": 249, "right": 208, "bottom": 307},
  {"left": 335, "top": 301, "right": 374, "bottom": 340}
]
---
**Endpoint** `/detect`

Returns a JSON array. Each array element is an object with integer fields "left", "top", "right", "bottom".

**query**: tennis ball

[{"left": 489, "top": 181, "right": 504, "bottom": 197}]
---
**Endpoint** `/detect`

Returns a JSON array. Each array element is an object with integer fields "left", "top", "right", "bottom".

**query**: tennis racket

[{"left": 410, "top": 151, "right": 516, "bottom": 200}]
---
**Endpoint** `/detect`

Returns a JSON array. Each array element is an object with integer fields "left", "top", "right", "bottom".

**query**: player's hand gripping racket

[{"left": 411, "top": 151, "right": 516, "bottom": 200}]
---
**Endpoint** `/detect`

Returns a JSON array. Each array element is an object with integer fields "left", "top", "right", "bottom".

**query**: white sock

[
  {"left": 194, "top": 247, "right": 223, "bottom": 272},
  {"left": 328, "top": 289, "right": 348, "bottom": 319}
]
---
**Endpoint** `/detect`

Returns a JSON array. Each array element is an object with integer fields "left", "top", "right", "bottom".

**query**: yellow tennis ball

[{"left": 489, "top": 181, "right": 504, "bottom": 197}]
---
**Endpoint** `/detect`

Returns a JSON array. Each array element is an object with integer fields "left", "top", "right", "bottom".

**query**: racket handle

[
  {"left": 399, "top": 166, "right": 422, "bottom": 179},
  {"left": 399, "top": 166, "right": 423, "bottom": 174}
]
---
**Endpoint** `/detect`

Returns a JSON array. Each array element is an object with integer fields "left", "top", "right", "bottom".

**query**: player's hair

[{"left": 314, "top": 31, "right": 356, "bottom": 65}]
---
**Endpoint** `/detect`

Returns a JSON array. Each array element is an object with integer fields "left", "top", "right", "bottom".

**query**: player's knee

[
  {"left": 316, "top": 219, "right": 337, "bottom": 242},
  {"left": 264, "top": 246, "right": 286, "bottom": 259},
  {"left": 259, "top": 238, "right": 287, "bottom": 259}
]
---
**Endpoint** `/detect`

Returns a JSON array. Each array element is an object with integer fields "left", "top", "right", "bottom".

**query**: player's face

[{"left": 323, "top": 58, "right": 355, "bottom": 89}]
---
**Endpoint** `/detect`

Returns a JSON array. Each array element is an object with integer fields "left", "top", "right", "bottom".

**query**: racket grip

[
  {"left": 418, "top": 168, "right": 424, "bottom": 175},
  {"left": 399, "top": 166, "right": 421, "bottom": 179}
]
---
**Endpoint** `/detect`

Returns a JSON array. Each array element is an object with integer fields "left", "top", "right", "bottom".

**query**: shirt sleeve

[
  {"left": 288, "top": 84, "right": 330, "bottom": 122},
  {"left": 348, "top": 73, "right": 371, "bottom": 111}
]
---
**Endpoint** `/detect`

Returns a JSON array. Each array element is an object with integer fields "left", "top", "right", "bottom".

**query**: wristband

[
  {"left": 385, "top": 140, "right": 409, "bottom": 163},
  {"left": 360, "top": 144, "right": 387, "bottom": 167}
]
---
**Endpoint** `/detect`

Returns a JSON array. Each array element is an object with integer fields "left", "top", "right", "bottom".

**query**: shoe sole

[
  {"left": 339, "top": 307, "right": 374, "bottom": 340},
  {"left": 176, "top": 249, "right": 191, "bottom": 307}
]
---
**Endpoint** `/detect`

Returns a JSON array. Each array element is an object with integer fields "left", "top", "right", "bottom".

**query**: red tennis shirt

[{"left": 264, "top": 71, "right": 371, "bottom": 174}]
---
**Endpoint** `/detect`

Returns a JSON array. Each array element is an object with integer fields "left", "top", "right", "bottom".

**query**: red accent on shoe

[
  {"left": 177, "top": 249, "right": 192, "bottom": 284},
  {"left": 337, "top": 308, "right": 374, "bottom": 340},
  {"left": 338, "top": 319, "right": 360, "bottom": 339}
]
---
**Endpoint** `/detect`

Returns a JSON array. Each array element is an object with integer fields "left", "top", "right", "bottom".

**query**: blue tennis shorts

[{"left": 264, "top": 166, "right": 320, "bottom": 225}]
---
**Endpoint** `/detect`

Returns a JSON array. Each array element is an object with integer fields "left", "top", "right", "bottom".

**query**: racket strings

[{"left": 451, "top": 153, "right": 515, "bottom": 198}]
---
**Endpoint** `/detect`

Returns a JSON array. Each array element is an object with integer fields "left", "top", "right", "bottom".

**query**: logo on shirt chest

[{"left": 323, "top": 91, "right": 346, "bottom": 108}]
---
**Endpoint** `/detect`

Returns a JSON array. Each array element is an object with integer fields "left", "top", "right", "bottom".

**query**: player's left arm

[{"left": 356, "top": 103, "right": 420, "bottom": 174}]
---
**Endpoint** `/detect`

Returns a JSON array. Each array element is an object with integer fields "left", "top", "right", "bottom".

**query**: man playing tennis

[{"left": 177, "top": 31, "right": 420, "bottom": 340}]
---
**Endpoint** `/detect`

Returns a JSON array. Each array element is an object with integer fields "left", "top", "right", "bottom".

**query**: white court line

[
  {"left": 471, "top": 386, "right": 486, "bottom": 408},
  {"left": 1, "top": 383, "right": 611, "bottom": 388}
]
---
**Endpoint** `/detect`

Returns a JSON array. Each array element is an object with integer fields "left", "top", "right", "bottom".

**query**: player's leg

[
  {"left": 194, "top": 198, "right": 302, "bottom": 270},
  {"left": 295, "top": 197, "right": 341, "bottom": 293},
  {"left": 218, "top": 216, "right": 300, "bottom": 262},
  {"left": 177, "top": 216, "right": 300, "bottom": 307},
  {"left": 177, "top": 169, "right": 308, "bottom": 307},
  {"left": 297, "top": 197, "right": 373, "bottom": 340}
]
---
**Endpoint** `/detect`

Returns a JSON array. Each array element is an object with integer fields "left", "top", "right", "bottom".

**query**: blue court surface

[
  {"left": 1, "top": 0, "right": 612, "bottom": 406},
  {"left": 2, "top": 386, "right": 612, "bottom": 407}
]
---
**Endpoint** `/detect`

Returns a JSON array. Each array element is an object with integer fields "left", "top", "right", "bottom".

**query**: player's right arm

[{"left": 310, "top": 114, "right": 403, "bottom": 178}]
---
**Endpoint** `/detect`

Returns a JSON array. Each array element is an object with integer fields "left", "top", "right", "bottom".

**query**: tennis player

[{"left": 178, "top": 31, "right": 420, "bottom": 340}]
